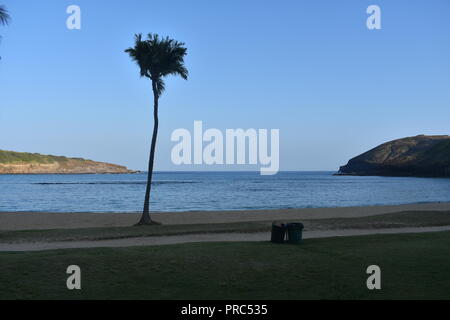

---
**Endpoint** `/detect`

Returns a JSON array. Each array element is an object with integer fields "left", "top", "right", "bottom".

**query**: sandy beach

[{"left": 1, "top": 202, "right": 450, "bottom": 231}]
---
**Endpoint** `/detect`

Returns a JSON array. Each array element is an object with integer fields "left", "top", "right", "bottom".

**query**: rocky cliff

[
  {"left": 0, "top": 150, "right": 136, "bottom": 174},
  {"left": 337, "top": 135, "right": 450, "bottom": 177}
]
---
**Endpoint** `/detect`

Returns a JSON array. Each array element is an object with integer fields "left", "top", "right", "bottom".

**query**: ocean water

[{"left": 0, "top": 171, "right": 450, "bottom": 213}]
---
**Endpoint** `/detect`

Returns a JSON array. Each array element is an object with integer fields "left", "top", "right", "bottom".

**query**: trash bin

[
  {"left": 287, "top": 223, "right": 304, "bottom": 244},
  {"left": 271, "top": 222, "right": 287, "bottom": 243}
]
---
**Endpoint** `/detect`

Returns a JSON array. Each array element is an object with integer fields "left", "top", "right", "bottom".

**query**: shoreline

[
  {"left": 1, "top": 202, "right": 450, "bottom": 231},
  {"left": 3, "top": 200, "right": 448, "bottom": 214}
]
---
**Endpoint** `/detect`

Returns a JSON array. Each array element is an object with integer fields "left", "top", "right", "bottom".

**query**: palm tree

[
  {"left": 0, "top": 5, "right": 10, "bottom": 26},
  {"left": 0, "top": 5, "right": 10, "bottom": 59},
  {"left": 125, "top": 33, "right": 188, "bottom": 225}
]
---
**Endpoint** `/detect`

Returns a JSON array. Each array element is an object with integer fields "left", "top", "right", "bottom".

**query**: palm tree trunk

[{"left": 137, "top": 80, "right": 159, "bottom": 225}]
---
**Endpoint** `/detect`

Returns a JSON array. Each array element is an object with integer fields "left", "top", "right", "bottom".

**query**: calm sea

[{"left": 1, "top": 171, "right": 450, "bottom": 213}]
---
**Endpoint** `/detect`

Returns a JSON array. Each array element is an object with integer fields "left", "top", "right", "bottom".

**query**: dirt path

[{"left": 1, "top": 226, "right": 450, "bottom": 252}]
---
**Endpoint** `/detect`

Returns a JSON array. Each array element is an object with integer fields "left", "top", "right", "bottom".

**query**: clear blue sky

[{"left": 1, "top": 0, "right": 449, "bottom": 171}]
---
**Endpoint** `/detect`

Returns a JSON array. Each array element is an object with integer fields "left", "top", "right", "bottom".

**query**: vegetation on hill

[
  {"left": 338, "top": 135, "right": 450, "bottom": 177},
  {"left": 0, "top": 150, "right": 134, "bottom": 174},
  {"left": 0, "top": 150, "right": 71, "bottom": 164}
]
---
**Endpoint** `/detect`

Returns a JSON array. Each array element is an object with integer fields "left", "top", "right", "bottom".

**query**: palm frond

[
  {"left": 0, "top": 5, "right": 10, "bottom": 26},
  {"left": 125, "top": 32, "right": 188, "bottom": 97},
  {"left": 155, "top": 78, "right": 166, "bottom": 97}
]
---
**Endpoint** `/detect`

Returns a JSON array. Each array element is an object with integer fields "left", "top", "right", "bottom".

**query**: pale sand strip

[
  {"left": 1, "top": 226, "right": 450, "bottom": 252},
  {"left": 1, "top": 202, "right": 450, "bottom": 231}
]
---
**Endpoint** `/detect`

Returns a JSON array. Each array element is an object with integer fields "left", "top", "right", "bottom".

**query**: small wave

[{"left": 33, "top": 180, "right": 200, "bottom": 185}]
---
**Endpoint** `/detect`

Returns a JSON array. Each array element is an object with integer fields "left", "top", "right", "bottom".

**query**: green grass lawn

[{"left": 1, "top": 231, "right": 450, "bottom": 300}]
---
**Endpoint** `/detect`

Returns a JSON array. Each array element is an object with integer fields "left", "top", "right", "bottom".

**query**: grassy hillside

[
  {"left": 0, "top": 150, "right": 73, "bottom": 164},
  {"left": 420, "top": 139, "right": 450, "bottom": 165},
  {"left": 338, "top": 135, "right": 450, "bottom": 177},
  {"left": 0, "top": 150, "right": 133, "bottom": 174}
]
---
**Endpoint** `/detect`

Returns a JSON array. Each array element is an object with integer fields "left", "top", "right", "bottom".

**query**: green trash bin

[{"left": 287, "top": 223, "right": 304, "bottom": 244}]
